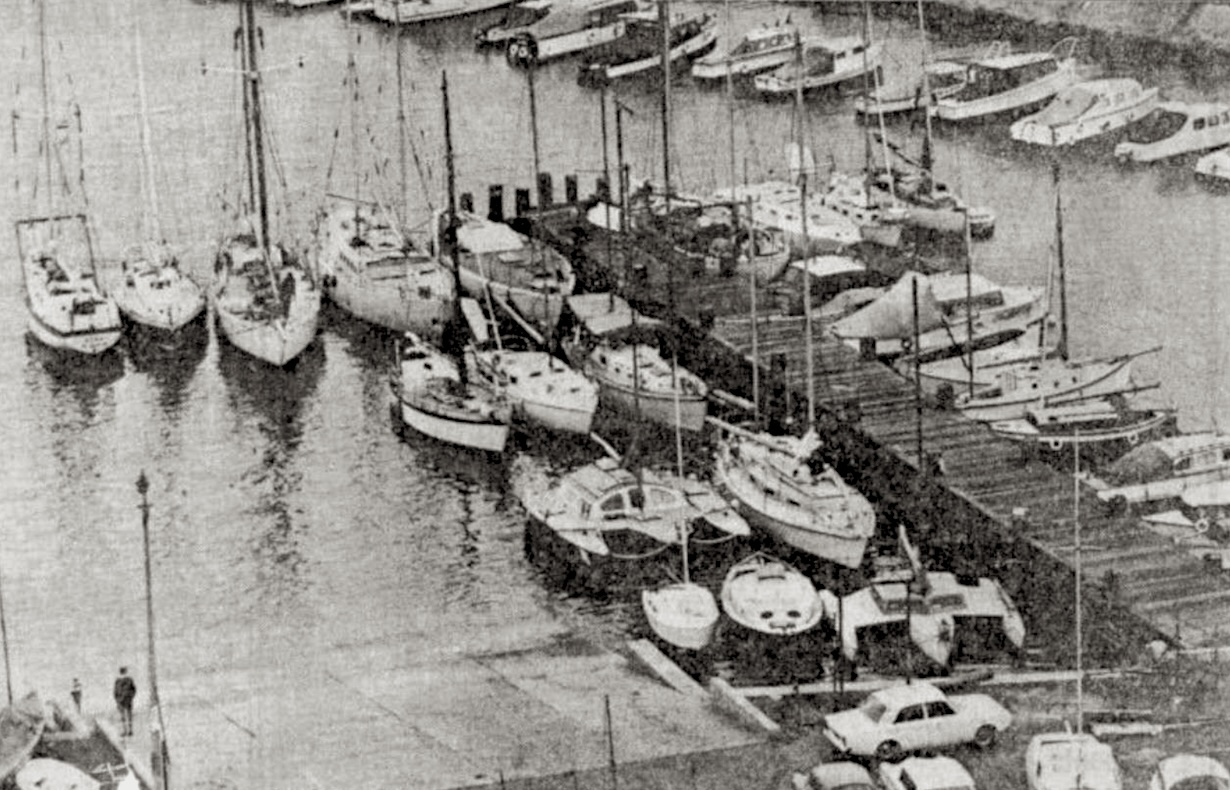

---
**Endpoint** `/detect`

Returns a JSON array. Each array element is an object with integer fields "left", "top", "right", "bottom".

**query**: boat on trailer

[
  {"left": 931, "top": 37, "right": 1080, "bottom": 123},
  {"left": 1115, "top": 101, "right": 1230, "bottom": 163},
  {"left": 1010, "top": 78, "right": 1159, "bottom": 147}
]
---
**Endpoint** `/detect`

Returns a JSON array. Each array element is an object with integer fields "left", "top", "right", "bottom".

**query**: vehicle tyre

[
  {"left": 876, "top": 741, "right": 904, "bottom": 763},
  {"left": 974, "top": 724, "right": 997, "bottom": 749},
  {"left": 507, "top": 37, "right": 537, "bottom": 66}
]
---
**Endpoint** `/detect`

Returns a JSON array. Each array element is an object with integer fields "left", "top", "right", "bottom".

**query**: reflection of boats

[
  {"left": 1114, "top": 101, "right": 1230, "bottom": 163},
  {"left": 446, "top": 210, "right": 575, "bottom": 335},
  {"left": 580, "top": 7, "right": 716, "bottom": 82},
  {"left": 503, "top": 0, "right": 640, "bottom": 65},
  {"left": 371, "top": 0, "right": 515, "bottom": 25},
  {"left": 523, "top": 455, "right": 750, "bottom": 565},
  {"left": 1010, "top": 78, "right": 1159, "bottom": 147},
  {"left": 753, "top": 35, "right": 882, "bottom": 95},
  {"left": 691, "top": 21, "right": 803, "bottom": 80},
  {"left": 1092, "top": 433, "right": 1230, "bottom": 506},
  {"left": 211, "top": 1, "right": 321, "bottom": 367},
  {"left": 932, "top": 38, "right": 1080, "bottom": 122},
  {"left": 721, "top": 552, "right": 833, "bottom": 636},
  {"left": 559, "top": 294, "right": 709, "bottom": 432},
  {"left": 714, "top": 426, "right": 876, "bottom": 568},
  {"left": 988, "top": 397, "right": 1177, "bottom": 456}
]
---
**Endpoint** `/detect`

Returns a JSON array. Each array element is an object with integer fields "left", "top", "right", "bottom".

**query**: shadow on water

[
  {"left": 318, "top": 300, "right": 400, "bottom": 371},
  {"left": 217, "top": 332, "right": 327, "bottom": 616},
  {"left": 124, "top": 317, "right": 210, "bottom": 413},
  {"left": 24, "top": 335, "right": 126, "bottom": 417}
]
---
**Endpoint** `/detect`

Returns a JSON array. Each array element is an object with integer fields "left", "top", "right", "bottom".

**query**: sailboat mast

[
  {"left": 243, "top": 0, "right": 270, "bottom": 251},
  {"left": 132, "top": 7, "right": 160, "bottom": 244},
  {"left": 795, "top": 33, "right": 815, "bottom": 428},
  {"left": 860, "top": 0, "right": 873, "bottom": 195},
  {"left": 1054, "top": 160, "right": 1069, "bottom": 361},
  {"left": 916, "top": 0, "right": 936, "bottom": 162},
  {"left": 441, "top": 71, "right": 468, "bottom": 389},
  {"left": 1073, "top": 435, "right": 1083, "bottom": 731},
  {"left": 37, "top": 0, "right": 53, "bottom": 219},
  {"left": 659, "top": 0, "right": 674, "bottom": 321},
  {"left": 395, "top": 3, "right": 408, "bottom": 227}
]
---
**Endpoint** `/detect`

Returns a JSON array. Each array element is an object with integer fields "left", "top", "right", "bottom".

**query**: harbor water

[{"left": 1, "top": 0, "right": 1229, "bottom": 787}]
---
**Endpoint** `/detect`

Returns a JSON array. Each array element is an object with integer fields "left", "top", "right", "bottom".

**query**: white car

[
  {"left": 1026, "top": 731, "right": 1121, "bottom": 790},
  {"left": 1150, "top": 754, "right": 1230, "bottom": 790},
  {"left": 793, "top": 762, "right": 879, "bottom": 790},
  {"left": 822, "top": 681, "right": 1012, "bottom": 762},
  {"left": 880, "top": 757, "right": 975, "bottom": 790}
]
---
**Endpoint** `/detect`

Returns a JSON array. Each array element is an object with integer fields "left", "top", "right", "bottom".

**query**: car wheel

[
  {"left": 974, "top": 724, "right": 997, "bottom": 749},
  {"left": 876, "top": 741, "right": 904, "bottom": 763}
]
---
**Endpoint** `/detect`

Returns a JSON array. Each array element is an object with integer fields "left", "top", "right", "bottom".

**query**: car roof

[
  {"left": 809, "top": 762, "right": 876, "bottom": 790},
  {"left": 894, "top": 757, "right": 974, "bottom": 790},
  {"left": 871, "top": 681, "right": 945, "bottom": 707}
]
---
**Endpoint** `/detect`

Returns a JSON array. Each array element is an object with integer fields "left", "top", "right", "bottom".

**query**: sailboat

[
  {"left": 314, "top": 22, "right": 454, "bottom": 340},
  {"left": 113, "top": 9, "right": 205, "bottom": 337},
  {"left": 712, "top": 34, "right": 876, "bottom": 571},
  {"left": 1023, "top": 443, "right": 1123, "bottom": 790},
  {"left": 954, "top": 162, "right": 1159, "bottom": 423},
  {"left": 14, "top": 0, "right": 122, "bottom": 356},
  {"left": 211, "top": 0, "right": 321, "bottom": 367},
  {"left": 393, "top": 73, "right": 512, "bottom": 455},
  {"left": 641, "top": 519, "right": 719, "bottom": 651}
]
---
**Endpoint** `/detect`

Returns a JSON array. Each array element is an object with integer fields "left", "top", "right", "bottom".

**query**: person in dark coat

[{"left": 113, "top": 667, "right": 136, "bottom": 736}]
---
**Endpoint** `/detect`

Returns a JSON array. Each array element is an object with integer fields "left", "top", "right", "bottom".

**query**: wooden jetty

[{"left": 511, "top": 181, "right": 1230, "bottom": 664}]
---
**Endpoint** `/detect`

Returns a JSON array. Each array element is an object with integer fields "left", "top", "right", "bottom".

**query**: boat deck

[{"left": 535, "top": 203, "right": 1230, "bottom": 658}]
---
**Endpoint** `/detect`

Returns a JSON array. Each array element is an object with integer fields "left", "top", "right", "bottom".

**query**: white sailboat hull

[
  {"left": 598, "top": 382, "right": 707, "bottom": 433},
  {"left": 398, "top": 394, "right": 510, "bottom": 452},
  {"left": 113, "top": 274, "right": 206, "bottom": 333},
  {"left": 215, "top": 286, "right": 321, "bottom": 367},
  {"left": 26, "top": 311, "right": 122, "bottom": 355},
  {"left": 957, "top": 355, "right": 1136, "bottom": 422},
  {"left": 329, "top": 267, "right": 452, "bottom": 337}
]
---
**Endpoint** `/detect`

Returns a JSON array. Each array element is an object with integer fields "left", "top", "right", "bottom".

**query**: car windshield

[{"left": 859, "top": 697, "right": 887, "bottom": 723}]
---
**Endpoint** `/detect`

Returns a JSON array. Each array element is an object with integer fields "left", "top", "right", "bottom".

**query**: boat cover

[
  {"left": 831, "top": 271, "right": 945, "bottom": 340},
  {"left": 566, "top": 293, "right": 663, "bottom": 336},
  {"left": 456, "top": 214, "right": 527, "bottom": 254}
]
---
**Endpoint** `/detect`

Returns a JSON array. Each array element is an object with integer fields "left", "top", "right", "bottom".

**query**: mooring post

[
  {"left": 487, "top": 184, "right": 504, "bottom": 223},
  {"left": 514, "top": 187, "right": 531, "bottom": 217},
  {"left": 537, "top": 172, "right": 553, "bottom": 209},
  {"left": 564, "top": 173, "right": 578, "bottom": 205}
]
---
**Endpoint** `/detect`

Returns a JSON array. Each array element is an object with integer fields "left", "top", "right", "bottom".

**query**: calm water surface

[{"left": 1, "top": 1, "right": 1228, "bottom": 787}]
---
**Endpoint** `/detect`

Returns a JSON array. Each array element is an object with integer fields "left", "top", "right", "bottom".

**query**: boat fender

[
  {"left": 1047, "top": 439, "right": 1063, "bottom": 452},
  {"left": 1197, "top": 517, "right": 1211, "bottom": 534},
  {"left": 1127, "top": 431, "right": 1141, "bottom": 446}
]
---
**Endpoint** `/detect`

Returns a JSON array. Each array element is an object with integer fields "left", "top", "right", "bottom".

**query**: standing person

[
  {"left": 113, "top": 668, "right": 136, "bottom": 737},
  {"left": 70, "top": 678, "right": 82, "bottom": 713}
]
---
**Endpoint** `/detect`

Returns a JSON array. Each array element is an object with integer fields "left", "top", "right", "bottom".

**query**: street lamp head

[{"left": 136, "top": 472, "right": 149, "bottom": 497}]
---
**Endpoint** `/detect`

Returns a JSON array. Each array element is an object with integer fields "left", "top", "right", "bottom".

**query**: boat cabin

[
  {"left": 928, "top": 272, "right": 1012, "bottom": 315},
  {"left": 800, "top": 35, "right": 868, "bottom": 77},
  {"left": 729, "top": 24, "right": 796, "bottom": 58},
  {"left": 1122, "top": 102, "right": 1230, "bottom": 146},
  {"left": 951, "top": 52, "right": 1059, "bottom": 101},
  {"left": 1101, "top": 433, "right": 1230, "bottom": 487}
]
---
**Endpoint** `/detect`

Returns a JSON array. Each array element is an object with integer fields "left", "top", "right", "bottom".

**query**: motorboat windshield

[
  {"left": 1122, "top": 107, "right": 1188, "bottom": 144},
  {"left": 1030, "top": 85, "right": 1098, "bottom": 126}
]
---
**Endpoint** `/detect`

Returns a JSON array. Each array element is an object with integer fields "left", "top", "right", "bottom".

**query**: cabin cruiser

[
  {"left": 1010, "top": 78, "right": 1159, "bottom": 147},
  {"left": 502, "top": 0, "right": 640, "bottom": 65},
  {"left": 691, "top": 21, "right": 802, "bottom": 80},
  {"left": 754, "top": 35, "right": 882, "bottom": 96},
  {"left": 931, "top": 38, "right": 1079, "bottom": 123},
  {"left": 580, "top": 7, "right": 716, "bottom": 82},
  {"left": 1090, "top": 433, "right": 1230, "bottom": 506},
  {"left": 1115, "top": 101, "right": 1230, "bottom": 163}
]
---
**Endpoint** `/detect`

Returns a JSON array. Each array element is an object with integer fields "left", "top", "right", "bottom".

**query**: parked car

[
  {"left": 1026, "top": 730, "right": 1121, "bottom": 790},
  {"left": 822, "top": 681, "right": 1012, "bottom": 762},
  {"left": 1150, "top": 754, "right": 1230, "bottom": 790},
  {"left": 793, "top": 761, "right": 879, "bottom": 790},
  {"left": 880, "top": 757, "right": 975, "bottom": 790}
]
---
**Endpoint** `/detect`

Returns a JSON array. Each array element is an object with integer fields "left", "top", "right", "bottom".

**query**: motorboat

[
  {"left": 522, "top": 455, "right": 750, "bottom": 566},
  {"left": 1025, "top": 731, "right": 1122, "bottom": 790},
  {"left": 446, "top": 209, "right": 575, "bottom": 336},
  {"left": 471, "top": 346, "right": 598, "bottom": 434},
  {"left": 559, "top": 293, "right": 709, "bottom": 433},
  {"left": 394, "top": 332, "right": 511, "bottom": 453},
  {"left": 691, "top": 21, "right": 803, "bottom": 80},
  {"left": 1114, "top": 101, "right": 1230, "bottom": 163},
  {"left": 720, "top": 552, "right": 835, "bottom": 636},
  {"left": 212, "top": 4, "right": 321, "bottom": 367},
  {"left": 932, "top": 38, "right": 1080, "bottom": 123},
  {"left": 710, "top": 181, "right": 862, "bottom": 255},
  {"left": 1091, "top": 433, "right": 1230, "bottom": 506},
  {"left": 833, "top": 271, "right": 1048, "bottom": 363},
  {"left": 213, "top": 229, "right": 322, "bottom": 367},
  {"left": 955, "top": 348, "right": 1156, "bottom": 422},
  {"left": 579, "top": 8, "right": 716, "bottom": 82},
  {"left": 853, "top": 59, "right": 971, "bottom": 117},
  {"left": 1010, "top": 78, "right": 1159, "bottom": 147},
  {"left": 17, "top": 217, "right": 123, "bottom": 355},
  {"left": 316, "top": 196, "right": 454, "bottom": 339},
  {"left": 866, "top": 163, "right": 995, "bottom": 239},
  {"left": 474, "top": 0, "right": 552, "bottom": 48},
  {"left": 642, "top": 581, "right": 719, "bottom": 650},
  {"left": 113, "top": 243, "right": 205, "bottom": 334},
  {"left": 713, "top": 424, "right": 876, "bottom": 569},
  {"left": 371, "top": 0, "right": 515, "bottom": 24},
  {"left": 1194, "top": 146, "right": 1230, "bottom": 181},
  {"left": 753, "top": 35, "right": 883, "bottom": 96},
  {"left": 840, "top": 565, "right": 1026, "bottom": 668},
  {"left": 503, "top": 0, "right": 641, "bottom": 66},
  {"left": 989, "top": 397, "right": 1177, "bottom": 456}
]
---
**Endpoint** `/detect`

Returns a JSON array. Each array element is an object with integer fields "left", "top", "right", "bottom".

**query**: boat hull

[
  {"left": 26, "top": 312, "right": 122, "bottom": 355},
  {"left": 397, "top": 390, "right": 510, "bottom": 453},
  {"left": 957, "top": 355, "right": 1137, "bottom": 422},
  {"left": 642, "top": 585, "right": 718, "bottom": 651},
  {"left": 214, "top": 285, "right": 322, "bottom": 367},
  {"left": 933, "top": 60, "right": 1077, "bottom": 122},
  {"left": 595, "top": 379, "right": 707, "bottom": 433},
  {"left": 1011, "top": 88, "right": 1159, "bottom": 147},
  {"left": 371, "top": 0, "right": 513, "bottom": 24},
  {"left": 585, "top": 20, "right": 716, "bottom": 81}
]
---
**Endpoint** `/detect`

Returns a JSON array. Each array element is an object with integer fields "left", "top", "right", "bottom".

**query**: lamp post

[{"left": 136, "top": 472, "right": 168, "bottom": 790}]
